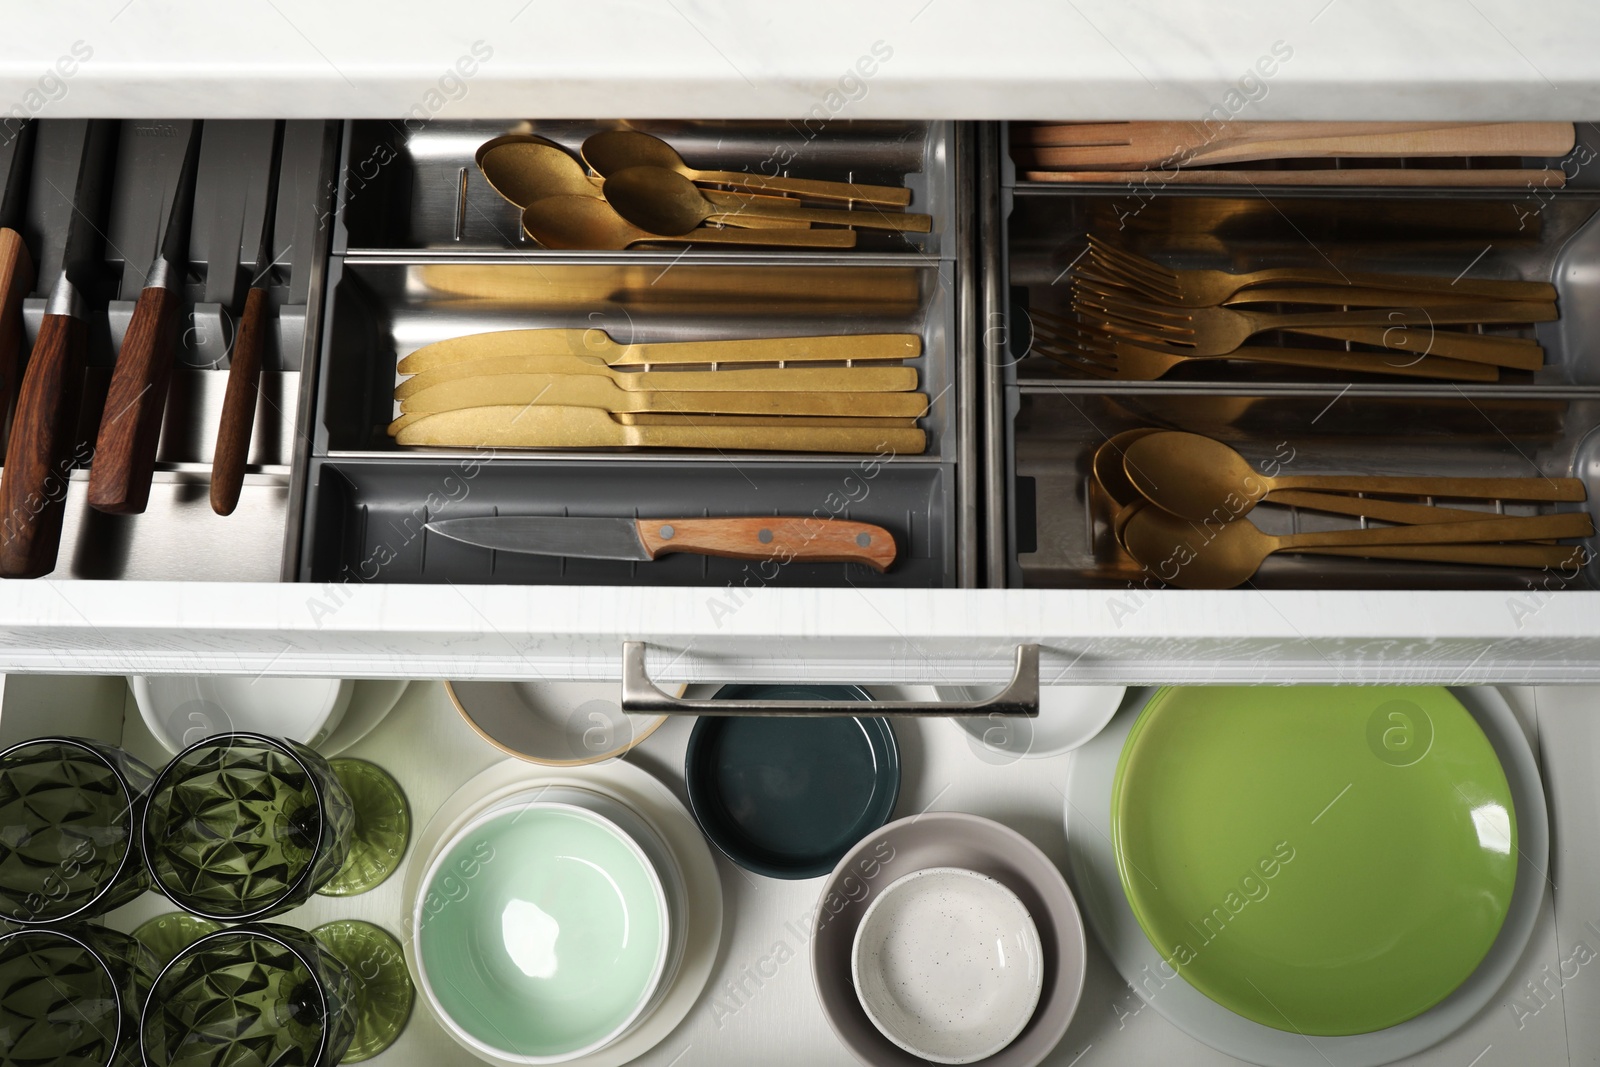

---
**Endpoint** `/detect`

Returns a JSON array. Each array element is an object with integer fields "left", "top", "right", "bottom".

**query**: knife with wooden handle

[
  {"left": 426, "top": 515, "right": 899, "bottom": 571},
  {"left": 211, "top": 121, "right": 284, "bottom": 516},
  {"left": 0, "top": 120, "right": 118, "bottom": 578},
  {"left": 89, "top": 120, "right": 202, "bottom": 514},
  {"left": 0, "top": 120, "right": 36, "bottom": 436}
]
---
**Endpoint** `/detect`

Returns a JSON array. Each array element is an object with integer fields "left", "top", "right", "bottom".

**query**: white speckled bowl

[{"left": 851, "top": 866, "right": 1044, "bottom": 1065}]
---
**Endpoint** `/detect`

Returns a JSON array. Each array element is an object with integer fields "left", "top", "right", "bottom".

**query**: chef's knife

[
  {"left": 0, "top": 119, "right": 36, "bottom": 435},
  {"left": 425, "top": 515, "right": 898, "bottom": 572},
  {"left": 89, "top": 119, "right": 203, "bottom": 514},
  {"left": 0, "top": 119, "right": 118, "bottom": 578},
  {"left": 211, "top": 120, "right": 284, "bottom": 516}
]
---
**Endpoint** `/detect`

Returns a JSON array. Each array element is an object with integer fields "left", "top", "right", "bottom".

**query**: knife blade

[
  {"left": 89, "top": 119, "right": 203, "bottom": 514},
  {"left": 0, "top": 119, "right": 37, "bottom": 436},
  {"left": 0, "top": 119, "right": 119, "bottom": 578},
  {"left": 425, "top": 515, "right": 898, "bottom": 572}
]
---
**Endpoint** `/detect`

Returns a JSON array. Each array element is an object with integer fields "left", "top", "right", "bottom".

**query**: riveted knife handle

[
  {"left": 635, "top": 517, "right": 897, "bottom": 572},
  {"left": 0, "top": 314, "right": 87, "bottom": 578},
  {"left": 0, "top": 228, "right": 32, "bottom": 434},
  {"left": 210, "top": 286, "right": 268, "bottom": 516},
  {"left": 88, "top": 284, "right": 182, "bottom": 514}
]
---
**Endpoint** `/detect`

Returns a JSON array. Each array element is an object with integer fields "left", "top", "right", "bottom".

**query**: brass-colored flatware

[
  {"left": 477, "top": 140, "right": 809, "bottom": 228},
  {"left": 1022, "top": 167, "right": 1567, "bottom": 188},
  {"left": 393, "top": 404, "right": 926, "bottom": 454},
  {"left": 388, "top": 410, "right": 920, "bottom": 437},
  {"left": 522, "top": 195, "right": 857, "bottom": 251},
  {"left": 1122, "top": 504, "right": 1592, "bottom": 589},
  {"left": 602, "top": 166, "right": 933, "bottom": 236},
  {"left": 396, "top": 329, "right": 920, "bottom": 374},
  {"left": 1085, "top": 236, "right": 1557, "bottom": 306},
  {"left": 581, "top": 130, "right": 913, "bottom": 207},
  {"left": 394, "top": 355, "right": 917, "bottom": 400},
  {"left": 1122, "top": 431, "right": 1589, "bottom": 521},
  {"left": 397, "top": 373, "right": 929, "bottom": 418}
]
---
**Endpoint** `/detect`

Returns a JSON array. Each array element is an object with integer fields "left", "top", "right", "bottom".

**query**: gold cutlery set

[
  {"left": 1037, "top": 237, "right": 1555, "bottom": 382},
  {"left": 388, "top": 329, "right": 928, "bottom": 454},
  {"left": 1094, "top": 429, "right": 1593, "bottom": 588},
  {"left": 1013, "top": 121, "right": 1577, "bottom": 186},
  {"left": 476, "top": 130, "right": 930, "bottom": 250}
]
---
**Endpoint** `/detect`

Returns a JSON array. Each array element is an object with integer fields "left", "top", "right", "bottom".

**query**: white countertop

[{"left": 6, "top": 0, "right": 1597, "bottom": 120}]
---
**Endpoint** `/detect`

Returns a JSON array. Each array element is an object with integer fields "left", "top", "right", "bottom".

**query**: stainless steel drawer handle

[{"left": 620, "top": 642, "right": 1039, "bottom": 717}]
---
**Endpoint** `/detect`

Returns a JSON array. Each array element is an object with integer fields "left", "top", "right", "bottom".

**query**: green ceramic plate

[{"left": 1110, "top": 686, "right": 1517, "bottom": 1037}]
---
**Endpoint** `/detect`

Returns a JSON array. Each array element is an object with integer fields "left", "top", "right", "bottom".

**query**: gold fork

[
  {"left": 1070, "top": 273, "right": 1546, "bottom": 370},
  {"left": 1085, "top": 235, "right": 1558, "bottom": 306},
  {"left": 1073, "top": 290, "right": 1556, "bottom": 360},
  {"left": 1028, "top": 311, "right": 1498, "bottom": 382}
]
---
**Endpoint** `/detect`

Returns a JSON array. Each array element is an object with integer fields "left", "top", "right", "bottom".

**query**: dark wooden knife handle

[
  {"left": 210, "top": 286, "right": 268, "bottom": 516},
  {"left": 88, "top": 284, "right": 181, "bottom": 514},
  {"left": 0, "top": 314, "right": 87, "bottom": 578},
  {"left": 0, "top": 228, "right": 34, "bottom": 434}
]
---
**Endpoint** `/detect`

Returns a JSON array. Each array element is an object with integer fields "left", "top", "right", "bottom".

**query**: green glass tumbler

[
  {"left": 0, "top": 736, "right": 157, "bottom": 926},
  {"left": 140, "top": 923, "right": 358, "bottom": 1067},
  {"left": 0, "top": 923, "right": 157, "bottom": 1067}
]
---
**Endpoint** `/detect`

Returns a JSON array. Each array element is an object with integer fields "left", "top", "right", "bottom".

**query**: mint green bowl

[{"left": 414, "top": 802, "right": 669, "bottom": 1063}]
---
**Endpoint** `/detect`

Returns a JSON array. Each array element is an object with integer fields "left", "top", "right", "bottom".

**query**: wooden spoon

[
  {"left": 1122, "top": 506, "right": 1594, "bottom": 589},
  {"left": 581, "top": 129, "right": 913, "bottom": 207},
  {"left": 602, "top": 166, "right": 932, "bottom": 235},
  {"left": 522, "top": 196, "right": 856, "bottom": 251},
  {"left": 1123, "top": 431, "right": 1588, "bottom": 521}
]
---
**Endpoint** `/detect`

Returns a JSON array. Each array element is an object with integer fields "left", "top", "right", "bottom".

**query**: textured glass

[
  {"left": 0, "top": 738, "right": 156, "bottom": 925},
  {"left": 144, "top": 735, "right": 355, "bottom": 921},
  {"left": 311, "top": 920, "right": 413, "bottom": 1062},
  {"left": 0, "top": 924, "right": 157, "bottom": 1067},
  {"left": 141, "top": 925, "right": 356, "bottom": 1067}
]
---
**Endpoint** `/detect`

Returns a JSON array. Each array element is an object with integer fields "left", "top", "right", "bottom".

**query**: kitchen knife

[
  {"left": 89, "top": 119, "right": 203, "bottom": 514},
  {"left": 212, "top": 120, "right": 285, "bottom": 516},
  {"left": 0, "top": 119, "right": 119, "bottom": 578},
  {"left": 0, "top": 119, "right": 36, "bottom": 435},
  {"left": 425, "top": 515, "right": 898, "bottom": 572}
]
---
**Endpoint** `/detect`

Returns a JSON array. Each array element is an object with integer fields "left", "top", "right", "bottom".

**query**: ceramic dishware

[
  {"left": 685, "top": 685, "right": 899, "bottom": 879},
  {"left": 413, "top": 801, "right": 669, "bottom": 1064},
  {"left": 447, "top": 680, "right": 666, "bottom": 765},
  {"left": 1111, "top": 686, "right": 1517, "bottom": 1036},
  {"left": 0, "top": 924, "right": 156, "bottom": 1067},
  {"left": 813, "top": 812, "right": 1087, "bottom": 1067},
  {"left": 942, "top": 684, "right": 1125, "bottom": 759},
  {"left": 852, "top": 866, "right": 1044, "bottom": 1063},
  {"left": 128, "top": 674, "right": 354, "bottom": 753},
  {"left": 0, "top": 736, "right": 156, "bottom": 925}
]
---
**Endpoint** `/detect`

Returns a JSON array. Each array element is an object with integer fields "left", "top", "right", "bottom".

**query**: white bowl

[
  {"left": 447, "top": 681, "right": 666, "bottom": 766},
  {"left": 851, "top": 866, "right": 1045, "bottom": 1065},
  {"left": 129, "top": 676, "right": 353, "bottom": 754},
  {"left": 945, "top": 684, "right": 1126, "bottom": 759}
]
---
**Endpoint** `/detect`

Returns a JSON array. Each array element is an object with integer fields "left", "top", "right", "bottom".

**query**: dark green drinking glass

[
  {"left": 0, "top": 923, "right": 158, "bottom": 1067},
  {"left": 0, "top": 737, "right": 157, "bottom": 926},
  {"left": 140, "top": 924, "right": 358, "bottom": 1067}
]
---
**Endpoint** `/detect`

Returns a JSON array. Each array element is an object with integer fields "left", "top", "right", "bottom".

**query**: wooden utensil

[
  {"left": 603, "top": 166, "right": 932, "bottom": 235},
  {"left": 1123, "top": 431, "right": 1589, "bottom": 522},
  {"left": 1022, "top": 168, "right": 1567, "bottom": 188},
  {"left": 1085, "top": 237, "right": 1556, "bottom": 306},
  {"left": 394, "top": 356, "right": 917, "bottom": 400},
  {"left": 477, "top": 140, "right": 809, "bottom": 228},
  {"left": 0, "top": 120, "right": 36, "bottom": 435},
  {"left": 522, "top": 195, "right": 857, "bottom": 251},
  {"left": 392, "top": 404, "right": 926, "bottom": 453},
  {"left": 0, "top": 119, "right": 118, "bottom": 579},
  {"left": 397, "top": 373, "right": 929, "bottom": 417},
  {"left": 89, "top": 120, "right": 203, "bottom": 515},
  {"left": 581, "top": 130, "right": 913, "bottom": 207},
  {"left": 1017, "top": 122, "right": 1576, "bottom": 169},
  {"left": 1122, "top": 505, "right": 1592, "bottom": 589},
  {"left": 211, "top": 120, "right": 284, "bottom": 516},
  {"left": 396, "top": 329, "right": 920, "bottom": 373}
]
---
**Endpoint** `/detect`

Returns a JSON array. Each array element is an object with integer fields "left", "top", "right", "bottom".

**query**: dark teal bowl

[{"left": 684, "top": 686, "right": 900, "bottom": 880}]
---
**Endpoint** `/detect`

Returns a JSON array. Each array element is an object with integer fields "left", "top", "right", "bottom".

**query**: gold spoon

[
  {"left": 478, "top": 141, "right": 809, "bottom": 228},
  {"left": 1123, "top": 431, "right": 1589, "bottom": 521},
  {"left": 581, "top": 129, "right": 913, "bottom": 207},
  {"left": 1122, "top": 505, "right": 1594, "bottom": 588},
  {"left": 602, "top": 166, "right": 933, "bottom": 235},
  {"left": 521, "top": 196, "right": 857, "bottom": 251}
]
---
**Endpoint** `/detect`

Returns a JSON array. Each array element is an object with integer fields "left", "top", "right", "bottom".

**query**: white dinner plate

[{"left": 322, "top": 680, "right": 412, "bottom": 756}]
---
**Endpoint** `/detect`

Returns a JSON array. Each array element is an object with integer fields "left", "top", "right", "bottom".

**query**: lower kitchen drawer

[{"left": 1, "top": 676, "right": 1592, "bottom": 1066}]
